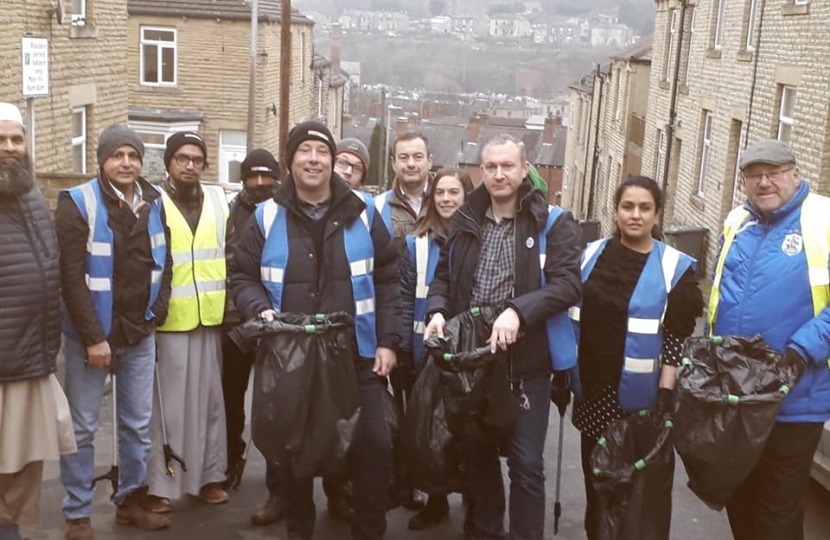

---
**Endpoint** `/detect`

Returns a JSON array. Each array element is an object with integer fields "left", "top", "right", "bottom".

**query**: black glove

[
  {"left": 782, "top": 347, "right": 807, "bottom": 379},
  {"left": 550, "top": 370, "right": 571, "bottom": 417},
  {"left": 654, "top": 387, "right": 675, "bottom": 420}
]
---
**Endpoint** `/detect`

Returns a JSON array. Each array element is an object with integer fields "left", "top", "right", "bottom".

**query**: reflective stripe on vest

[
  {"left": 570, "top": 237, "right": 695, "bottom": 412},
  {"left": 62, "top": 179, "right": 167, "bottom": 337},
  {"left": 158, "top": 185, "right": 228, "bottom": 331},
  {"left": 539, "top": 205, "right": 579, "bottom": 371},
  {"left": 710, "top": 193, "right": 830, "bottom": 368},
  {"left": 408, "top": 233, "right": 441, "bottom": 363},
  {"left": 257, "top": 190, "right": 379, "bottom": 358},
  {"left": 374, "top": 190, "right": 394, "bottom": 236}
]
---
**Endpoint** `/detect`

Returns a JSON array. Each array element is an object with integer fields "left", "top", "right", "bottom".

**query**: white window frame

[
  {"left": 71, "top": 0, "right": 86, "bottom": 27},
  {"left": 746, "top": 0, "right": 759, "bottom": 51},
  {"left": 140, "top": 26, "right": 178, "bottom": 87},
  {"left": 697, "top": 111, "right": 714, "bottom": 196},
  {"left": 714, "top": 0, "right": 726, "bottom": 49},
  {"left": 614, "top": 68, "right": 623, "bottom": 122},
  {"left": 682, "top": 9, "right": 696, "bottom": 84},
  {"left": 664, "top": 10, "right": 678, "bottom": 82},
  {"left": 777, "top": 86, "right": 796, "bottom": 143},
  {"left": 72, "top": 107, "right": 87, "bottom": 174},
  {"left": 793, "top": 0, "right": 809, "bottom": 5},
  {"left": 655, "top": 128, "right": 665, "bottom": 184}
]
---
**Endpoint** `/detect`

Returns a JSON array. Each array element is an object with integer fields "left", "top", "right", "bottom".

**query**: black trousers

[
  {"left": 580, "top": 433, "right": 599, "bottom": 540},
  {"left": 726, "top": 421, "right": 823, "bottom": 540},
  {"left": 221, "top": 337, "right": 254, "bottom": 466},
  {"left": 282, "top": 361, "right": 392, "bottom": 540}
]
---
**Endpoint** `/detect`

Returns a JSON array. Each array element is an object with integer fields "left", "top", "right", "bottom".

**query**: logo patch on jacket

[{"left": 781, "top": 233, "right": 803, "bottom": 256}]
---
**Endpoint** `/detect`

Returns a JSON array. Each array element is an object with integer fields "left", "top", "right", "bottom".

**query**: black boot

[{"left": 408, "top": 495, "right": 449, "bottom": 530}]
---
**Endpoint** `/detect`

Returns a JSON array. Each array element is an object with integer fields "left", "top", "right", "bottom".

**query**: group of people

[{"left": 0, "top": 93, "right": 828, "bottom": 540}]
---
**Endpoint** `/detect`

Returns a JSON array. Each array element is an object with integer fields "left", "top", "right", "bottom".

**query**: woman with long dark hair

[
  {"left": 398, "top": 167, "right": 473, "bottom": 530},
  {"left": 570, "top": 176, "right": 704, "bottom": 539}
]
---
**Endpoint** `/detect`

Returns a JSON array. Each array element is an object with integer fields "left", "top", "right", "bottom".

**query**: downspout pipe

[
  {"left": 586, "top": 63, "right": 604, "bottom": 219},
  {"left": 659, "top": 0, "right": 687, "bottom": 231},
  {"left": 744, "top": 0, "right": 767, "bottom": 147}
]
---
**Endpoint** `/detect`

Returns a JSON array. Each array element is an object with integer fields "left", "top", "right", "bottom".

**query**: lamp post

[{"left": 382, "top": 104, "right": 402, "bottom": 190}]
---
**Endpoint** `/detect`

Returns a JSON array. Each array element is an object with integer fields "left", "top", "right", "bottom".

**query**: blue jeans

[
  {"left": 60, "top": 333, "right": 156, "bottom": 518},
  {"left": 466, "top": 375, "right": 551, "bottom": 540}
]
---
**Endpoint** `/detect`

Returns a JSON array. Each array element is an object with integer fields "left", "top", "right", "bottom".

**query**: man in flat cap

[
  {"left": 145, "top": 131, "right": 231, "bottom": 512},
  {"left": 708, "top": 139, "right": 830, "bottom": 540},
  {"left": 0, "top": 103, "right": 76, "bottom": 540},
  {"left": 57, "top": 124, "right": 173, "bottom": 538}
]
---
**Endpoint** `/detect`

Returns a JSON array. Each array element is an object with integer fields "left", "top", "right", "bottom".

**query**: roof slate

[{"left": 128, "top": 0, "right": 313, "bottom": 24}]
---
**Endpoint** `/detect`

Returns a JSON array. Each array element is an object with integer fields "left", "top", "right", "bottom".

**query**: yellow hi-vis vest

[
  {"left": 158, "top": 185, "right": 229, "bottom": 331},
  {"left": 708, "top": 193, "right": 830, "bottom": 366}
]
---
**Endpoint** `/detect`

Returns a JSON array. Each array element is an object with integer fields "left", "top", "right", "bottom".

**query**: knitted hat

[
  {"left": 164, "top": 131, "right": 207, "bottom": 170},
  {"left": 240, "top": 148, "right": 280, "bottom": 181},
  {"left": 285, "top": 121, "right": 336, "bottom": 168},
  {"left": 0, "top": 103, "right": 24, "bottom": 128},
  {"left": 336, "top": 137, "right": 370, "bottom": 171},
  {"left": 97, "top": 124, "right": 145, "bottom": 166}
]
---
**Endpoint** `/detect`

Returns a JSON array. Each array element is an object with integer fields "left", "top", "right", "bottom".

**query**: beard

[
  {"left": 0, "top": 153, "right": 34, "bottom": 197},
  {"left": 245, "top": 184, "right": 275, "bottom": 204}
]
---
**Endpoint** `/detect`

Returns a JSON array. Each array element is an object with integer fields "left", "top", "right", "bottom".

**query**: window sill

[
  {"left": 736, "top": 49, "right": 754, "bottom": 62},
  {"left": 70, "top": 25, "right": 97, "bottom": 39},
  {"left": 782, "top": 4, "right": 809, "bottom": 16},
  {"left": 679, "top": 85, "right": 689, "bottom": 95},
  {"left": 705, "top": 48, "right": 722, "bottom": 59},
  {"left": 136, "top": 85, "right": 181, "bottom": 94},
  {"left": 659, "top": 80, "right": 670, "bottom": 90},
  {"left": 690, "top": 194, "right": 706, "bottom": 211}
]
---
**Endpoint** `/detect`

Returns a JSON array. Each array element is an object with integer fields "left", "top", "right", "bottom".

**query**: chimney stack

[
  {"left": 421, "top": 102, "right": 431, "bottom": 120},
  {"left": 468, "top": 114, "right": 482, "bottom": 144},
  {"left": 543, "top": 113, "right": 561, "bottom": 145},
  {"left": 408, "top": 113, "right": 419, "bottom": 126},
  {"left": 396, "top": 116, "right": 409, "bottom": 136},
  {"left": 331, "top": 24, "right": 342, "bottom": 76}
]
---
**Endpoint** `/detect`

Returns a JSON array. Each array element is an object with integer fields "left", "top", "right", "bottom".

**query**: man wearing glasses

[
  {"left": 335, "top": 138, "right": 370, "bottom": 190},
  {"left": 145, "top": 132, "right": 232, "bottom": 513},
  {"left": 709, "top": 139, "right": 830, "bottom": 540}
]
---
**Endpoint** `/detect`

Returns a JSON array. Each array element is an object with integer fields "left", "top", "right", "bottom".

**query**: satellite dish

[{"left": 55, "top": 0, "right": 65, "bottom": 24}]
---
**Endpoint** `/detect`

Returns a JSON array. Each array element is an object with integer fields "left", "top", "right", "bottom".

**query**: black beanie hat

[
  {"left": 285, "top": 121, "right": 336, "bottom": 169},
  {"left": 240, "top": 148, "right": 280, "bottom": 181},
  {"left": 164, "top": 131, "right": 207, "bottom": 170}
]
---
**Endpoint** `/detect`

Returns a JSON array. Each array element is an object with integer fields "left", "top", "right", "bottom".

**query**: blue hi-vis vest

[
  {"left": 568, "top": 238, "right": 695, "bottom": 412},
  {"left": 406, "top": 233, "right": 441, "bottom": 364},
  {"left": 256, "top": 191, "right": 378, "bottom": 358},
  {"left": 541, "top": 206, "right": 578, "bottom": 371},
  {"left": 62, "top": 179, "right": 167, "bottom": 337},
  {"left": 374, "top": 190, "right": 394, "bottom": 236}
]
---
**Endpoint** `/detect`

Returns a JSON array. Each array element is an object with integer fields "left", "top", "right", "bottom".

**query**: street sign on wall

[{"left": 22, "top": 36, "right": 49, "bottom": 97}]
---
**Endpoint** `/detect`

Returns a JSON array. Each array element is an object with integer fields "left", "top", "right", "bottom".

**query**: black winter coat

[
  {"left": 55, "top": 176, "right": 173, "bottom": 347},
  {"left": 425, "top": 179, "right": 582, "bottom": 379},
  {"left": 230, "top": 174, "right": 401, "bottom": 356},
  {"left": 0, "top": 188, "right": 61, "bottom": 382}
]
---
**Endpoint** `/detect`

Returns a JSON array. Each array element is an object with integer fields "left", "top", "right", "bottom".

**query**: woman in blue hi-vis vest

[
  {"left": 399, "top": 168, "right": 474, "bottom": 530},
  {"left": 570, "top": 176, "right": 704, "bottom": 540}
]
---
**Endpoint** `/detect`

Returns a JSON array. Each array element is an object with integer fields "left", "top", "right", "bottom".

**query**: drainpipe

[
  {"left": 586, "top": 63, "right": 605, "bottom": 219},
  {"left": 744, "top": 0, "right": 767, "bottom": 147},
  {"left": 659, "top": 0, "right": 687, "bottom": 231}
]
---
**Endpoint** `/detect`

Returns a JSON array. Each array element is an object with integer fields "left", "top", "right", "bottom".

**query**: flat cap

[{"left": 738, "top": 139, "right": 797, "bottom": 170}]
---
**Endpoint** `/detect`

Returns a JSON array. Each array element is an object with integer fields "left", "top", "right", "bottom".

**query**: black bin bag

[
  {"left": 673, "top": 335, "right": 804, "bottom": 510},
  {"left": 591, "top": 412, "right": 675, "bottom": 540},
  {"left": 402, "top": 306, "right": 515, "bottom": 495},
  {"left": 230, "top": 312, "right": 360, "bottom": 482}
]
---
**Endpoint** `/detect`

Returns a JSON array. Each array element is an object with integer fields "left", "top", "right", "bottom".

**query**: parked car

[{"left": 812, "top": 421, "right": 830, "bottom": 491}]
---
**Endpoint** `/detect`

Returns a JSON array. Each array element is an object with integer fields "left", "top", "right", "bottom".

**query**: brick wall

[{"left": 1, "top": 0, "right": 128, "bottom": 176}]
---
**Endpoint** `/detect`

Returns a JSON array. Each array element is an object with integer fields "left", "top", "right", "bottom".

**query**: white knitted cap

[{"left": 0, "top": 103, "right": 24, "bottom": 127}]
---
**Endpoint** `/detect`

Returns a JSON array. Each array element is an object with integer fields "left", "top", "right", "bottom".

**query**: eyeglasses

[
  {"left": 743, "top": 166, "right": 794, "bottom": 184},
  {"left": 335, "top": 157, "right": 364, "bottom": 175},
  {"left": 174, "top": 154, "right": 206, "bottom": 169}
]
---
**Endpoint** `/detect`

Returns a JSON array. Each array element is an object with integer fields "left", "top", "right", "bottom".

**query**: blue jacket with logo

[{"left": 713, "top": 181, "right": 830, "bottom": 422}]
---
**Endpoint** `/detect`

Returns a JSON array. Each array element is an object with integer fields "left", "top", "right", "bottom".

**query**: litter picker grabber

[
  {"left": 551, "top": 372, "right": 571, "bottom": 535},
  {"left": 91, "top": 366, "right": 119, "bottom": 498},
  {"left": 154, "top": 354, "right": 187, "bottom": 477}
]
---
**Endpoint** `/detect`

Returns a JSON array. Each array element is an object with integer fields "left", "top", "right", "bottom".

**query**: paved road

[{"left": 23, "top": 387, "right": 830, "bottom": 540}]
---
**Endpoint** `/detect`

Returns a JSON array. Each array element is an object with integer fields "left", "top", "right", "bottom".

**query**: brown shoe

[
  {"left": 65, "top": 518, "right": 95, "bottom": 540},
  {"left": 198, "top": 483, "right": 229, "bottom": 505},
  {"left": 250, "top": 495, "right": 284, "bottom": 526},
  {"left": 145, "top": 495, "right": 172, "bottom": 514},
  {"left": 115, "top": 487, "right": 170, "bottom": 530}
]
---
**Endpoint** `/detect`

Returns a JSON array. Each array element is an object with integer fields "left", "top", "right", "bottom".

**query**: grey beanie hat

[
  {"left": 336, "top": 138, "right": 370, "bottom": 171},
  {"left": 97, "top": 124, "right": 145, "bottom": 166}
]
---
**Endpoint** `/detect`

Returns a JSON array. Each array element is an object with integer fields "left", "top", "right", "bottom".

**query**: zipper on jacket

[{"left": 20, "top": 198, "right": 50, "bottom": 360}]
